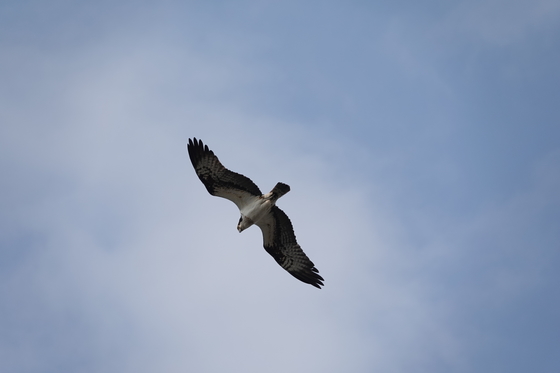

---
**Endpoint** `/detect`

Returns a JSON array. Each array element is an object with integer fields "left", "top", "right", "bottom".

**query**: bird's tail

[{"left": 269, "top": 182, "right": 290, "bottom": 202}]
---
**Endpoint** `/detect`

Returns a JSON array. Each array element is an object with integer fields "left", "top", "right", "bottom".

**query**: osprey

[{"left": 187, "top": 138, "right": 324, "bottom": 289}]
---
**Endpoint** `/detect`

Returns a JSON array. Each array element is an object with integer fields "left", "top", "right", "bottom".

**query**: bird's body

[
  {"left": 237, "top": 195, "right": 271, "bottom": 232},
  {"left": 237, "top": 182, "right": 290, "bottom": 232},
  {"left": 187, "top": 138, "right": 324, "bottom": 288}
]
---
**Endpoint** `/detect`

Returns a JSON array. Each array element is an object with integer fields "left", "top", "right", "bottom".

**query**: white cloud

[{"left": 0, "top": 33, "right": 378, "bottom": 372}]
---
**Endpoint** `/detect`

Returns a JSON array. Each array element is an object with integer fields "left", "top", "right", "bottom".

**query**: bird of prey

[{"left": 187, "top": 138, "right": 324, "bottom": 288}]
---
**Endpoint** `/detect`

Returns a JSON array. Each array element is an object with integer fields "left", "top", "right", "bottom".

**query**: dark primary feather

[
  {"left": 257, "top": 206, "right": 324, "bottom": 289},
  {"left": 187, "top": 138, "right": 262, "bottom": 197}
]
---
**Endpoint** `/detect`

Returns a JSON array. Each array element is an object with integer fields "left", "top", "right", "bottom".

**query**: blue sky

[{"left": 1, "top": 1, "right": 559, "bottom": 372}]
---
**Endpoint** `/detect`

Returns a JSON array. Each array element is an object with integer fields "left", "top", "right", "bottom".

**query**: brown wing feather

[
  {"left": 256, "top": 206, "right": 324, "bottom": 289},
  {"left": 187, "top": 138, "right": 262, "bottom": 207}
]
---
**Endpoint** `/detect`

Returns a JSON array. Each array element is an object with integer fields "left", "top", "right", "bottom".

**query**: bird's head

[{"left": 237, "top": 215, "right": 253, "bottom": 232}]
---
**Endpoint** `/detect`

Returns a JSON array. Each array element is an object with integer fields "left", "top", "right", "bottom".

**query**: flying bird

[{"left": 187, "top": 138, "right": 324, "bottom": 289}]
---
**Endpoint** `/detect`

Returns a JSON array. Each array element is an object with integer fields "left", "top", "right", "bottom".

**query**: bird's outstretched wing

[
  {"left": 187, "top": 138, "right": 262, "bottom": 208},
  {"left": 256, "top": 206, "right": 324, "bottom": 288}
]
